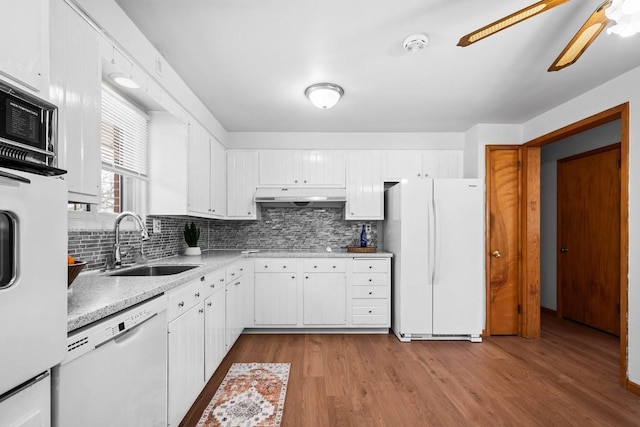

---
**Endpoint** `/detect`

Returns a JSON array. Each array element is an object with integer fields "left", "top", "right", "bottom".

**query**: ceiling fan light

[{"left": 304, "top": 83, "right": 344, "bottom": 109}]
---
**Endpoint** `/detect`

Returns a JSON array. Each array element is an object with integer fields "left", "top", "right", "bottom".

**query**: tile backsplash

[{"left": 69, "top": 207, "right": 377, "bottom": 271}]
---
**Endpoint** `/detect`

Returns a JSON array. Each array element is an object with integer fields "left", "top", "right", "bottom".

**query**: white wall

[
  {"left": 522, "top": 65, "right": 640, "bottom": 384},
  {"left": 228, "top": 132, "right": 465, "bottom": 150},
  {"left": 539, "top": 121, "right": 621, "bottom": 310}
]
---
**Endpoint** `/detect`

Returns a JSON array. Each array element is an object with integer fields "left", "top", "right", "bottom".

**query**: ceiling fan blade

[
  {"left": 548, "top": 0, "right": 612, "bottom": 71},
  {"left": 458, "top": 0, "right": 570, "bottom": 47}
]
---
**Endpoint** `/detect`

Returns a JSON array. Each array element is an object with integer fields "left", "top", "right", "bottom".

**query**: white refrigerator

[{"left": 383, "top": 178, "right": 484, "bottom": 342}]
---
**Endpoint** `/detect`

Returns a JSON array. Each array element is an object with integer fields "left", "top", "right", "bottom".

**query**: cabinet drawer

[
  {"left": 167, "top": 279, "right": 204, "bottom": 321},
  {"left": 352, "top": 258, "right": 389, "bottom": 273},
  {"left": 255, "top": 259, "right": 297, "bottom": 273},
  {"left": 352, "top": 273, "right": 387, "bottom": 286},
  {"left": 352, "top": 306, "right": 388, "bottom": 316},
  {"left": 352, "top": 314, "right": 388, "bottom": 325},
  {"left": 352, "top": 298, "right": 387, "bottom": 309},
  {"left": 203, "top": 269, "right": 226, "bottom": 297},
  {"left": 226, "top": 263, "right": 245, "bottom": 283},
  {"left": 303, "top": 259, "right": 347, "bottom": 273},
  {"left": 352, "top": 286, "right": 388, "bottom": 299}
]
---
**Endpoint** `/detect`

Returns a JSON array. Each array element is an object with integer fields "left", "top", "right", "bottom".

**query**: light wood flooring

[{"left": 180, "top": 313, "right": 640, "bottom": 426}]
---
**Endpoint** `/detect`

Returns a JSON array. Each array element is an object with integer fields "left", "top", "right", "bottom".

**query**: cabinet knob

[
  {"left": 264, "top": 265, "right": 268, "bottom": 269},
  {"left": 368, "top": 292, "right": 373, "bottom": 295},
  {"left": 235, "top": 281, "right": 240, "bottom": 286},
  {"left": 417, "top": 173, "right": 421, "bottom": 177},
  {"left": 283, "top": 265, "right": 287, "bottom": 269},
  {"left": 248, "top": 212, "right": 251, "bottom": 215},
  {"left": 220, "top": 278, "right": 225, "bottom": 282},
  {"left": 231, "top": 272, "right": 235, "bottom": 276},
  {"left": 199, "top": 308, "right": 204, "bottom": 314},
  {"left": 333, "top": 265, "right": 336, "bottom": 269},
  {"left": 369, "top": 310, "right": 373, "bottom": 314},
  {"left": 305, "top": 276, "right": 309, "bottom": 279},
  {"left": 240, "top": 268, "right": 244, "bottom": 272},
  {"left": 207, "top": 302, "right": 212, "bottom": 307},
  {"left": 369, "top": 278, "right": 372, "bottom": 282},
  {"left": 200, "top": 276, "right": 205, "bottom": 282},
  {"left": 369, "top": 266, "right": 373, "bottom": 269},
  {"left": 294, "top": 180, "right": 298, "bottom": 183},
  {"left": 195, "top": 292, "right": 200, "bottom": 298},
  {"left": 291, "top": 276, "right": 295, "bottom": 279},
  {"left": 303, "top": 180, "right": 307, "bottom": 183},
  {"left": 178, "top": 301, "right": 184, "bottom": 307}
]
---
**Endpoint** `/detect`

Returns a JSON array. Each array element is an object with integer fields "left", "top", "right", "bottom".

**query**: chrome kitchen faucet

[{"left": 113, "top": 211, "right": 150, "bottom": 268}]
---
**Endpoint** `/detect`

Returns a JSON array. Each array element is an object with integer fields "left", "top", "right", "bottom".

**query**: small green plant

[{"left": 184, "top": 222, "right": 200, "bottom": 247}]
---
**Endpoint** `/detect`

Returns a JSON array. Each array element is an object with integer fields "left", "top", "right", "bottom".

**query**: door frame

[{"left": 520, "top": 103, "right": 629, "bottom": 387}]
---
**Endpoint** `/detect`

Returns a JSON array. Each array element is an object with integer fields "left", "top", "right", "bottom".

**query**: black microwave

[{"left": 0, "top": 80, "right": 65, "bottom": 176}]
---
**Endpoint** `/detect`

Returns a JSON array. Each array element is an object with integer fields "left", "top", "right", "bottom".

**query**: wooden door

[
  {"left": 486, "top": 146, "right": 521, "bottom": 335},
  {"left": 557, "top": 144, "right": 620, "bottom": 335}
]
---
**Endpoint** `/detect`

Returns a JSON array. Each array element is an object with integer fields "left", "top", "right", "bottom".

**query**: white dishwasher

[{"left": 52, "top": 294, "right": 168, "bottom": 427}]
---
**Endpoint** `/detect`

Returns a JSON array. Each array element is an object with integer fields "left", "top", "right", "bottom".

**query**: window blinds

[{"left": 101, "top": 84, "right": 149, "bottom": 179}]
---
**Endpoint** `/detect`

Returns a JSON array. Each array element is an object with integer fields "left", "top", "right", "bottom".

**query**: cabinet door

[
  {"left": 303, "top": 273, "right": 347, "bottom": 325},
  {"left": 258, "top": 151, "right": 302, "bottom": 186},
  {"left": 227, "top": 151, "right": 259, "bottom": 219},
  {"left": 187, "top": 122, "right": 211, "bottom": 216},
  {"left": 0, "top": 0, "right": 47, "bottom": 92},
  {"left": 225, "top": 278, "right": 243, "bottom": 348},
  {"left": 254, "top": 273, "right": 298, "bottom": 325},
  {"left": 167, "top": 303, "right": 205, "bottom": 427},
  {"left": 345, "top": 151, "right": 383, "bottom": 220},
  {"left": 422, "top": 151, "right": 463, "bottom": 178},
  {"left": 50, "top": 0, "right": 101, "bottom": 203},
  {"left": 210, "top": 139, "right": 226, "bottom": 218},
  {"left": 204, "top": 290, "right": 226, "bottom": 380},
  {"left": 301, "top": 151, "right": 345, "bottom": 186},
  {"left": 383, "top": 151, "right": 423, "bottom": 181}
]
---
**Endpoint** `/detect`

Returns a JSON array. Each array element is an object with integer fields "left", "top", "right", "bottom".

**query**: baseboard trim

[
  {"left": 626, "top": 379, "right": 640, "bottom": 396},
  {"left": 540, "top": 306, "right": 557, "bottom": 316}
]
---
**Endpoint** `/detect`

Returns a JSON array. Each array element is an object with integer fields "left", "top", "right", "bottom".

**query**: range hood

[{"left": 254, "top": 187, "right": 347, "bottom": 206}]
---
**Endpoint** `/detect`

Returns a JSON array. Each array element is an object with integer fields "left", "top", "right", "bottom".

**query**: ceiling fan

[{"left": 457, "top": 0, "right": 617, "bottom": 72}]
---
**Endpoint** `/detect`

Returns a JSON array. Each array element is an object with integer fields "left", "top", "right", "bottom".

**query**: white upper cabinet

[
  {"left": 187, "top": 121, "right": 211, "bottom": 216},
  {"left": 259, "top": 150, "right": 345, "bottom": 187},
  {"left": 384, "top": 150, "right": 463, "bottom": 181},
  {"left": 0, "top": 0, "right": 48, "bottom": 93},
  {"left": 346, "top": 151, "right": 383, "bottom": 220},
  {"left": 227, "top": 151, "right": 259, "bottom": 219},
  {"left": 210, "top": 139, "right": 226, "bottom": 218},
  {"left": 50, "top": 0, "right": 101, "bottom": 204}
]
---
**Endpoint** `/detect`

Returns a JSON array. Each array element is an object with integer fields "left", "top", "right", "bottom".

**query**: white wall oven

[{"left": 0, "top": 79, "right": 67, "bottom": 427}]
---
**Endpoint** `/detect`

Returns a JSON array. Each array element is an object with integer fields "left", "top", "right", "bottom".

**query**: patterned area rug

[{"left": 197, "top": 363, "right": 290, "bottom": 427}]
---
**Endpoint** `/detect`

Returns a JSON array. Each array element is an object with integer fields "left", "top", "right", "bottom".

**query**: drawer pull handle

[
  {"left": 333, "top": 265, "right": 336, "bottom": 268},
  {"left": 368, "top": 279, "right": 372, "bottom": 282},
  {"left": 369, "top": 266, "right": 373, "bottom": 269},
  {"left": 283, "top": 265, "right": 287, "bottom": 269},
  {"left": 178, "top": 301, "right": 185, "bottom": 307},
  {"left": 195, "top": 292, "right": 200, "bottom": 298},
  {"left": 305, "top": 276, "right": 309, "bottom": 279},
  {"left": 207, "top": 302, "right": 212, "bottom": 307},
  {"left": 369, "top": 310, "right": 373, "bottom": 314},
  {"left": 368, "top": 292, "right": 373, "bottom": 295},
  {"left": 264, "top": 265, "right": 268, "bottom": 269},
  {"left": 314, "top": 265, "right": 317, "bottom": 268},
  {"left": 291, "top": 276, "right": 295, "bottom": 279},
  {"left": 200, "top": 276, "right": 205, "bottom": 282}
]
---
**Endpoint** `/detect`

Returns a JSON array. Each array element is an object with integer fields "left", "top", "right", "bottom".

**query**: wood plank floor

[{"left": 180, "top": 313, "right": 640, "bottom": 426}]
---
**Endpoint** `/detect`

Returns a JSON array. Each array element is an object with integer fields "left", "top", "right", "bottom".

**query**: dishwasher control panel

[{"left": 62, "top": 294, "right": 167, "bottom": 365}]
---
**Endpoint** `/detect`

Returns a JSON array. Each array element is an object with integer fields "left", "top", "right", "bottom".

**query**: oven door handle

[{"left": 0, "top": 170, "right": 31, "bottom": 184}]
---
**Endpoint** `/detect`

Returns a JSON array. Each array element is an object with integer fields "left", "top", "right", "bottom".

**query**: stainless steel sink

[{"left": 109, "top": 264, "right": 200, "bottom": 277}]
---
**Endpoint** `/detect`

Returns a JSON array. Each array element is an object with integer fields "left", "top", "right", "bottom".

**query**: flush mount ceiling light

[
  {"left": 403, "top": 34, "right": 429, "bottom": 53},
  {"left": 304, "top": 83, "right": 344, "bottom": 109},
  {"left": 606, "top": 0, "right": 640, "bottom": 37},
  {"left": 108, "top": 72, "right": 139, "bottom": 89}
]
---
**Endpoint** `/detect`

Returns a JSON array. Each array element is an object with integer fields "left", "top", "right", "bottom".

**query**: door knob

[
  {"left": 560, "top": 247, "right": 569, "bottom": 253},
  {"left": 491, "top": 250, "right": 502, "bottom": 258}
]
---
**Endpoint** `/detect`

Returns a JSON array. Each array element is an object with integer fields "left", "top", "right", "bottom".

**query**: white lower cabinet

[
  {"left": 204, "top": 287, "right": 226, "bottom": 380},
  {"left": 252, "top": 257, "right": 390, "bottom": 329},
  {"left": 303, "top": 259, "right": 347, "bottom": 325},
  {"left": 167, "top": 302, "right": 204, "bottom": 427}
]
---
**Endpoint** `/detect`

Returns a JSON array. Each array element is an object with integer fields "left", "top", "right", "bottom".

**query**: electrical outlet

[
  {"left": 365, "top": 224, "right": 371, "bottom": 234},
  {"left": 152, "top": 219, "right": 161, "bottom": 234}
]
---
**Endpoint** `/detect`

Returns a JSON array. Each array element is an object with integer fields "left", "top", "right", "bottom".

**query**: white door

[{"left": 431, "top": 179, "right": 484, "bottom": 335}]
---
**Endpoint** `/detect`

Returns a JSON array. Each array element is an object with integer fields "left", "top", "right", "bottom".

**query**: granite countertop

[{"left": 67, "top": 248, "right": 392, "bottom": 332}]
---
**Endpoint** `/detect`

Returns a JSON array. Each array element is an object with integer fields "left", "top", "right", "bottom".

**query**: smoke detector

[{"left": 403, "top": 34, "right": 429, "bottom": 53}]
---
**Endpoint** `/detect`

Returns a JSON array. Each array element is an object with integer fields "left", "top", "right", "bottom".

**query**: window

[{"left": 99, "top": 84, "right": 149, "bottom": 214}]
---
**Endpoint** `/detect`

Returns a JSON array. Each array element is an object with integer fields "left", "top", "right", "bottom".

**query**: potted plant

[{"left": 184, "top": 222, "right": 201, "bottom": 256}]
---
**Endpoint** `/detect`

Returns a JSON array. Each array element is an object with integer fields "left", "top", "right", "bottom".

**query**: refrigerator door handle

[{"left": 429, "top": 186, "right": 436, "bottom": 285}]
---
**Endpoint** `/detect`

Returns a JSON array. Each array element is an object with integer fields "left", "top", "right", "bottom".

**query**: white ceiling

[{"left": 114, "top": 0, "right": 640, "bottom": 133}]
